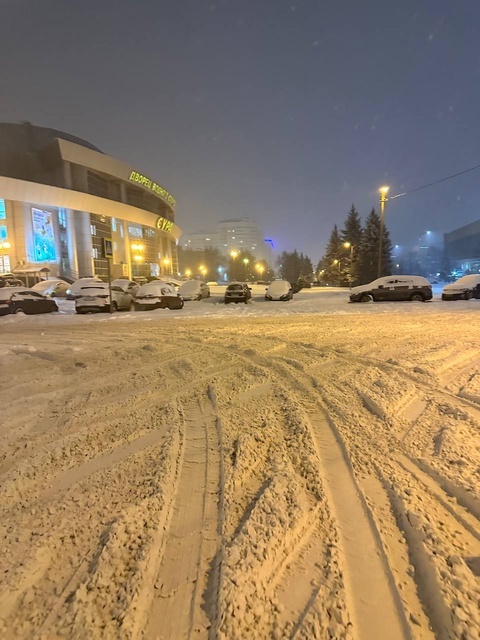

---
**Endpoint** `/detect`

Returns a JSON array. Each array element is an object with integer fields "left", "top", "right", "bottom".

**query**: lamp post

[
  {"left": 255, "top": 263, "right": 265, "bottom": 280},
  {"left": 0, "top": 240, "right": 11, "bottom": 273},
  {"left": 185, "top": 268, "right": 192, "bottom": 279},
  {"left": 343, "top": 242, "right": 354, "bottom": 287},
  {"left": 378, "top": 185, "right": 389, "bottom": 278},
  {"left": 243, "top": 258, "right": 249, "bottom": 281}
]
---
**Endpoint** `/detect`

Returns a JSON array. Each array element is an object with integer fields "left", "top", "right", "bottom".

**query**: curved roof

[{"left": 0, "top": 122, "right": 102, "bottom": 153}]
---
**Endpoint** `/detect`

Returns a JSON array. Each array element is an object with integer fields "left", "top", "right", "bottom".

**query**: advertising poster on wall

[{"left": 32, "top": 208, "right": 56, "bottom": 262}]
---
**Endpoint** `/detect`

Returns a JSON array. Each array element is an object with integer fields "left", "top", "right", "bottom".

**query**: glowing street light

[
  {"left": 230, "top": 250, "right": 238, "bottom": 260},
  {"left": 243, "top": 257, "right": 249, "bottom": 280},
  {"left": 378, "top": 185, "right": 390, "bottom": 278},
  {"left": 131, "top": 243, "right": 144, "bottom": 252},
  {"left": 185, "top": 268, "right": 192, "bottom": 278}
]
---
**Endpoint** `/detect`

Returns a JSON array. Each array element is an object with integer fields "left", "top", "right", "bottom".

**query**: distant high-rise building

[{"left": 180, "top": 217, "right": 273, "bottom": 265}]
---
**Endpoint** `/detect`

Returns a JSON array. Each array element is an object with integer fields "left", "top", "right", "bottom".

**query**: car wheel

[
  {"left": 14, "top": 307, "right": 26, "bottom": 314},
  {"left": 464, "top": 292, "right": 472, "bottom": 300},
  {"left": 207, "top": 291, "right": 211, "bottom": 298},
  {"left": 360, "top": 293, "right": 373, "bottom": 303},
  {"left": 128, "top": 301, "right": 135, "bottom": 311},
  {"left": 110, "top": 301, "right": 118, "bottom": 312},
  {"left": 410, "top": 293, "right": 425, "bottom": 302},
  {"left": 196, "top": 294, "right": 202, "bottom": 301}
]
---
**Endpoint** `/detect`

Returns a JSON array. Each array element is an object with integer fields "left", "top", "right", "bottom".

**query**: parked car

[
  {"left": 66, "top": 277, "right": 104, "bottom": 300},
  {"left": 32, "top": 279, "right": 70, "bottom": 297},
  {"left": 442, "top": 275, "right": 480, "bottom": 301},
  {"left": 265, "top": 280, "right": 293, "bottom": 301},
  {"left": 349, "top": 276, "right": 433, "bottom": 303},
  {"left": 75, "top": 283, "right": 134, "bottom": 313},
  {"left": 178, "top": 280, "right": 210, "bottom": 301},
  {"left": 0, "top": 287, "right": 59, "bottom": 316},
  {"left": 133, "top": 276, "right": 148, "bottom": 286},
  {"left": 224, "top": 282, "right": 252, "bottom": 304},
  {"left": 0, "top": 276, "right": 24, "bottom": 287},
  {"left": 135, "top": 282, "right": 184, "bottom": 310},
  {"left": 111, "top": 279, "right": 140, "bottom": 297}
]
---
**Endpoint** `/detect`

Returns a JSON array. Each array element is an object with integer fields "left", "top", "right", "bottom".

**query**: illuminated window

[
  {"left": 90, "top": 224, "right": 96, "bottom": 235},
  {"left": 0, "top": 225, "right": 7, "bottom": 240},
  {"left": 128, "top": 225, "right": 143, "bottom": 238},
  {"left": 120, "top": 225, "right": 124, "bottom": 238},
  {"left": 58, "top": 208, "right": 67, "bottom": 228},
  {"left": 92, "top": 247, "right": 99, "bottom": 259},
  {"left": 0, "top": 200, "right": 6, "bottom": 220},
  {"left": 112, "top": 218, "right": 117, "bottom": 232}
]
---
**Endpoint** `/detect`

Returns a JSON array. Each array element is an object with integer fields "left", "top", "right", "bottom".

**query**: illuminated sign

[
  {"left": 32, "top": 208, "right": 56, "bottom": 262},
  {"left": 128, "top": 171, "right": 176, "bottom": 209},
  {"left": 156, "top": 217, "right": 173, "bottom": 233}
]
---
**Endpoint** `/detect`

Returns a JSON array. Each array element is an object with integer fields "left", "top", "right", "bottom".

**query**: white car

[
  {"left": 111, "top": 279, "right": 140, "bottom": 297},
  {"left": 178, "top": 280, "right": 210, "bottom": 301},
  {"left": 67, "top": 277, "right": 103, "bottom": 300},
  {"left": 442, "top": 275, "right": 480, "bottom": 301},
  {"left": 349, "top": 276, "right": 433, "bottom": 303},
  {"left": 135, "top": 282, "right": 184, "bottom": 311},
  {"left": 265, "top": 280, "right": 293, "bottom": 301},
  {"left": 75, "top": 283, "right": 134, "bottom": 313},
  {"left": 32, "top": 280, "right": 70, "bottom": 297}
]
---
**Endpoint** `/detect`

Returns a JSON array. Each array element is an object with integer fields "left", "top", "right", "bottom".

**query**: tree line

[
  {"left": 317, "top": 205, "right": 392, "bottom": 286},
  {"left": 177, "top": 204, "right": 392, "bottom": 287}
]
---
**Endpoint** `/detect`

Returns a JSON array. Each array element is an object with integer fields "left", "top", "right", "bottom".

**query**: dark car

[
  {"left": 349, "top": 276, "right": 433, "bottom": 303},
  {"left": 135, "top": 283, "right": 184, "bottom": 311},
  {"left": 224, "top": 282, "right": 252, "bottom": 304},
  {"left": 0, "top": 287, "right": 59, "bottom": 316},
  {"left": 442, "top": 275, "right": 480, "bottom": 301}
]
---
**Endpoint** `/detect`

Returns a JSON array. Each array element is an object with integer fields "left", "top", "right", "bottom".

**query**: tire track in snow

[
  {"left": 143, "top": 394, "right": 221, "bottom": 640},
  {"left": 307, "top": 410, "right": 410, "bottom": 640}
]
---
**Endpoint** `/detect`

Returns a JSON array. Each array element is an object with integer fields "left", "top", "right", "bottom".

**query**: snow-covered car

[
  {"left": 224, "top": 282, "right": 252, "bottom": 304},
  {"left": 134, "top": 282, "right": 184, "bottom": 311},
  {"left": 32, "top": 280, "right": 70, "bottom": 297},
  {"left": 349, "top": 275, "right": 432, "bottom": 303},
  {"left": 66, "top": 277, "right": 103, "bottom": 300},
  {"left": 441, "top": 275, "right": 480, "bottom": 301},
  {"left": 111, "top": 279, "right": 140, "bottom": 297},
  {"left": 178, "top": 280, "right": 210, "bottom": 301},
  {"left": 265, "top": 280, "right": 293, "bottom": 301},
  {"left": 0, "top": 287, "right": 59, "bottom": 316},
  {"left": 75, "top": 283, "right": 134, "bottom": 313}
]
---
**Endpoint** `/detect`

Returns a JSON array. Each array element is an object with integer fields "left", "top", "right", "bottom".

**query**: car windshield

[
  {"left": 179, "top": 281, "right": 201, "bottom": 293},
  {"left": 227, "top": 284, "right": 243, "bottom": 291}
]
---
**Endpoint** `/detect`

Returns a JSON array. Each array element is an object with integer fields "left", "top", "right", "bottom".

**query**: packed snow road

[{"left": 0, "top": 295, "right": 479, "bottom": 639}]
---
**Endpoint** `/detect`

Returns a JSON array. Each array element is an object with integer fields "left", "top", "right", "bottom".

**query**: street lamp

[
  {"left": 163, "top": 258, "right": 170, "bottom": 275},
  {"left": 243, "top": 257, "right": 249, "bottom": 280},
  {"left": 378, "top": 185, "right": 389, "bottom": 278},
  {"left": 185, "top": 268, "right": 192, "bottom": 278},
  {"left": 230, "top": 250, "right": 238, "bottom": 260},
  {"left": 0, "top": 240, "right": 11, "bottom": 273}
]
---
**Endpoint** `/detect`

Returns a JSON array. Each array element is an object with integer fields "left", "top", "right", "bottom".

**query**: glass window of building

[
  {"left": 0, "top": 200, "right": 6, "bottom": 220},
  {"left": 58, "top": 208, "right": 67, "bottom": 228},
  {"left": 0, "top": 225, "right": 7, "bottom": 240}
]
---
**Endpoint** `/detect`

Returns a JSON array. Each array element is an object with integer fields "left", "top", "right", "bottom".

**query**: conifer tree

[
  {"left": 340, "top": 205, "right": 363, "bottom": 286},
  {"left": 359, "top": 209, "right": 393, "bottom": 283},
  {"left": 317, "top": 225, "right": 343, "bottom": 285}
]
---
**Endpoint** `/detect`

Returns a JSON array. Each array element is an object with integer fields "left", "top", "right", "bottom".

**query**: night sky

[{"left": 1, "top": 0, "right": 479, "bottom": 262}]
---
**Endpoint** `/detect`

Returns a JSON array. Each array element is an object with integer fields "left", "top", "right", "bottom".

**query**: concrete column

[
  {"left": 74, "top": 212, "right": 94, "bottom": 277},
  {"left": 66, "top": 209, "right": 79, "bottom": 277}
]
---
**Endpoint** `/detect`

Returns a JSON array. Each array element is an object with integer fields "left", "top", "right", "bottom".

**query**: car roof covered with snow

[
  {"left": 443, "top": 274, "right": 480, "bottom": 290},
  {"left": 351, "top": 275, "right": 431, "bottom": 293},
  {"left": 179, "top": 280, "right": 205, "bottom": 293},
  {"left": 266, "top": 280, "right": 292, "bottom": 294},
  {"left": 137, "top": 282, "right": 177, "bottom": 296}
]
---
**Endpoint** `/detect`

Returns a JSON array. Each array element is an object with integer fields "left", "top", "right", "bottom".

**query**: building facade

[
  {"left": 0, "top": 123, "right": 181, "bottom": 280},
  {"left": 444, "top": 219, "right": 480, "bottom": 274}
]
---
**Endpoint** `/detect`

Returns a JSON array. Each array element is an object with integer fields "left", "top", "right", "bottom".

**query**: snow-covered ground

[{"left": 0, "top": 287, "right": 479, "bottom": 639}]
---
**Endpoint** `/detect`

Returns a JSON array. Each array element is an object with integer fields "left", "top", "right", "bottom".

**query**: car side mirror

[{"left": 378, "top": 285, "right": 384, "bottom": 289}]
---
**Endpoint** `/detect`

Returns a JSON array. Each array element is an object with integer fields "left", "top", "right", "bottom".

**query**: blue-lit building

[
  {"left": 0, "top": 122, "right": 181, "bottom": 280},
  {"left": 444, "top": 219, "right": 480, "bottom": 274}
]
